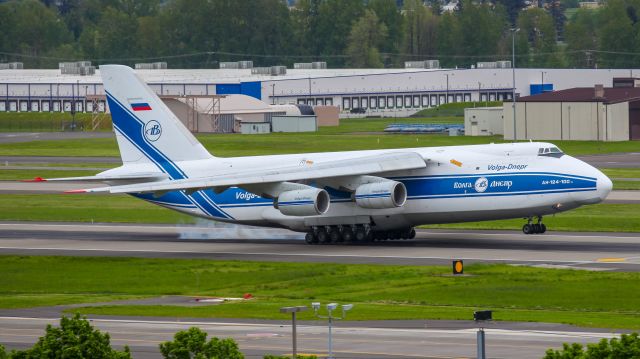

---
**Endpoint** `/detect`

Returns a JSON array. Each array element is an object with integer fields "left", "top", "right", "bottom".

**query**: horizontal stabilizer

[{"left": 30, "top": 173, "right": 167, "bottom": 183}]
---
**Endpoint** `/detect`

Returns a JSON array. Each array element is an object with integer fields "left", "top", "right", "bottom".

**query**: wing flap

[{"left": 77, "top": 152, "right": 426, "bottom": 194}]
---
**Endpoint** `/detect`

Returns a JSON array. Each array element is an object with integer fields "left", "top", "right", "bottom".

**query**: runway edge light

[{"left": 453, "top": 260, "right": 464, "bottom": 275}]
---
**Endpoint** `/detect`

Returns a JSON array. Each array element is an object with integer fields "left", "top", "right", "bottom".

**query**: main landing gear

[
  {"left": 522, "top": 216, "right": 546, "bottom": 235},
  {"left": 304, "top": 225, "right": 416, "bottom": 245}
]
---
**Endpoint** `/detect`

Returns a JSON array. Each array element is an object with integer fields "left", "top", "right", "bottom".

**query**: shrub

[
  {"left": 8, "top": 313, "right": 130, "bottom": 359},
  {"left": 544, "top": 333, "right": 640, "bottom": 359},
  {"left": 159, "top": 327, "right": 244, "bottom": 359}
]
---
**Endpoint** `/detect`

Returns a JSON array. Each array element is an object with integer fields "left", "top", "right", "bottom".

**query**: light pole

[
  {"left": 541, "top": 71, "right": 547, "bottom": 93},
  {"left": 511, "top": 28, "right": 520, "bottom": 141},
  {"left": 280, "top": 306, "right": 307, "bottom": 358},
  {"left": 445, "top": 73, "right": 450, "bottom": 104},
  {"left": 311, "top": 302, "right": 353, "bottom": 359}
]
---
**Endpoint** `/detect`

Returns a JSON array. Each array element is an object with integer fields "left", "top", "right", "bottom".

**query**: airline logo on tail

[
  {"left": 131, "top": 102, "right": 152, "bottom": 111},
  {"left": 144, "top": 120, "right": 162, "bottom": 142}
]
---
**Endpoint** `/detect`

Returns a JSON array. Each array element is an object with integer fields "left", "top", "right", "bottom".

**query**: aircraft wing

[{"left": 72, "top": 152, "right": 426, "bottom": 194}]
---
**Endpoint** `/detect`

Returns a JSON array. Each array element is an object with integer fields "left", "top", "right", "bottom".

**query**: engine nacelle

[
  {"left": 275, "top": 188, "right": 330, "bottom": 216},
  {"left": 355, "top": 181, "right": 407, "bottom": 209}
]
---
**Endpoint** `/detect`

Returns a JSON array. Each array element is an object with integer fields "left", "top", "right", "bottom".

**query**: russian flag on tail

[{"left": 131, "top": 102, "right": 152, "bottom": 111}]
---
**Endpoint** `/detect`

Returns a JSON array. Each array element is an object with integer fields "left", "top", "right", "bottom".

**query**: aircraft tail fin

[{"left": 100, "top": 65, "right": 212, "bottom": 166}]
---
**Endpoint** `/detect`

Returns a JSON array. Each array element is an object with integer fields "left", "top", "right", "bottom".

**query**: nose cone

[{"left": 597, "top": 172, "right": 613, "bottom": 202}]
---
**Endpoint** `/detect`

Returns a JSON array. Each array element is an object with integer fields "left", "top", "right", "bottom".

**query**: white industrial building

[
  {"left": 2, "top": 67, "right": 640, "bottom": 119},
  {"left": 504, "top": 85, "right": 640, "bottom": 141}
]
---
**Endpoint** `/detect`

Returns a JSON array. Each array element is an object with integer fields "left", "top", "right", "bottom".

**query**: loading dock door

[{"left": 629, "top": 101, "right": 640, "bottom": 140}]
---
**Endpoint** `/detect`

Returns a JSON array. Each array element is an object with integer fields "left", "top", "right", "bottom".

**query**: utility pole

[{"left": 511, "top": 28, "right": 520, "bottom": 141}]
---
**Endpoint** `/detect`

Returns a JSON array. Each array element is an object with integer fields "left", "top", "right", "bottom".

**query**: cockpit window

[{"left": 538, "top": 146, "right": 564, "bottom": 157}]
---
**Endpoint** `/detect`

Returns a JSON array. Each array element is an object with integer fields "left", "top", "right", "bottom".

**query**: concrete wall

[
  {"left": 504, "top": 101, "right": 628, "bottom": 141},
  {"left": 605, "top": 102, "right": 629, "bottom": 141},
  {"left": 464, "top": 107, "right": 503, "bottom": 136}
]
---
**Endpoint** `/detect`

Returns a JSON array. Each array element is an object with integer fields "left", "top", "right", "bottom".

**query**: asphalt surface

[
  {"left": 0, "top": 315, "right": 626, "bottom": 359},
  {"left": 0, "top": 132, "right": 114, "bottom": 144},
  {"left": 0, "top": 222, "right": 639, "bottom": 270}
]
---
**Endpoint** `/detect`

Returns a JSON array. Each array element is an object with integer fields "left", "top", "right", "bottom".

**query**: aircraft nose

[{"left": 597, "top": 171, "right": 613, "bottom": 202}]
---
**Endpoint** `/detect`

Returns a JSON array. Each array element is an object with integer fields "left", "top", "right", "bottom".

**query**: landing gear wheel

[
  {"left": 317, "top": 230, "right": 329, "bottom": 244},
  {"left": 533, "top": 224, "right": 541, "bottom": 234},
  {"left": 329, "top": 229, "right": 341, "bottom": 243},
  {"left": 342, "top": 228, "right": 354, "bottom": 242},
  {"left": 522, "top": 224, "right": 532, "bottom": 234},
  {"left": 540, "top": 224, "right": 547, "bottom": 234},
  {"left": 305, "top": 232, "right": 316, "bottom": 244},
  {"left": 355, "top": 227, "right": 367, "bottom": 242},
  {"left": 408, "top": 228, "right": 416, "bottom": 239}
]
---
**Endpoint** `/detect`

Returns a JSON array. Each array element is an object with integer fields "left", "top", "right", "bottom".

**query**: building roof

[{"left": 517, "top": 87, "right": 640, "bottom": 104}]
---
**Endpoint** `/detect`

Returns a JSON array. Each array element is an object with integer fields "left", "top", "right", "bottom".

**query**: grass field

[
  {"left": 0, "top": 112, "right": 112, "bottom": 132},
  {"left": 1, "top": 128, "right": 639, "bottom": 158},
  {"left": 3, "top": 256, "right": 640, "bottom": 329},
  {"left": 0, "top": 194, "right": 636, "bottom": 232}
]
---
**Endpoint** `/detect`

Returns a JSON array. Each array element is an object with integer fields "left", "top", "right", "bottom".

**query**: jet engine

[
  {"left": 275, "top": 188, "right": 330, "bottom": 216},
  {"left": 355, "top": 181, "right": 407, "bottom": 209}
]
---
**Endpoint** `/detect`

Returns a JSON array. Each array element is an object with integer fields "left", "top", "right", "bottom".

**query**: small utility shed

[
  {"left": 464, "top": 107, "right": 503, "bottom": 136},
  {"left": 504, "top": 86, "right": 640, "bottom": 141}
]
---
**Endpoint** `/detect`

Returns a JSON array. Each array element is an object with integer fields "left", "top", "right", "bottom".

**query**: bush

[
  {"left": 159, "top": 327, "right": 244, "bottom": 359},
  {"left": 263, "top": 356, "right": 318, "bottom": 359},
  {"left": 7, "top": 313, "right": 130, "bottom": 359},
  {"left": 0, "top": 344, "right": 6, "bottom": 359},
  {"left": 544, "top": 333, "right": 640, "bottom": 359}
]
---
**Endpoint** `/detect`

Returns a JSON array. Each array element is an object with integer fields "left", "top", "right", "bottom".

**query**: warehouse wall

[
  {"left": 605, "top": 102, "right": 629, "bottom": 141},
  {"left": 560, "top": 102, "right": 599, "bottom": 141}
]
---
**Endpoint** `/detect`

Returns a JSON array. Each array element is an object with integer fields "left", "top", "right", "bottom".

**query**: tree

[
  {"left": 564, "top": 8, "right": 598, "bottom": 67},
  {"left": 9, "top": 313, "right": 131, "bottom": 359},
  {"left": 159, "top": 327, "right": 244, "bottom": 359},
  {"left": 367, "top": 0, "right": 403, "bottom": 62},
  {"left": 402, "top": 0, "right": 439, "bottom": 61},
  {"left": 517, "top": 7, "right": 562, "bottom": 67},
  {"left": 457, "top": 0, "right": 509, "bottom": 66},
  {"left": 0, "top": 344, "right": 6, "bottom": 359},
  {"left": 597, "top": 0, "right": 635, "bottom": 68},
  {"left": 544, "top": 333, "right": 640, "bottom": 359},
  {"left": 493, "top": 0, "right": 526, "bottom": 26},
  {"left": 346, "top": 9, "right": 388, "bottom": 67}
]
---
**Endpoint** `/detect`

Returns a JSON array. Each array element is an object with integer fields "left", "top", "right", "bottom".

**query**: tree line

[{"left": 0, "top": 0, "right": 639, "bottom": 69}]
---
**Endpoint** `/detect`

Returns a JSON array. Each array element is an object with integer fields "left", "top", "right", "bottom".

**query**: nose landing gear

[{"left": 522, "top": 216, "right": 546, "bottom": 235}]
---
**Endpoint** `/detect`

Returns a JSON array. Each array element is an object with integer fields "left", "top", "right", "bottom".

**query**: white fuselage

[{"left": 102, "top": 141, "right": 612, "bottom": 232}]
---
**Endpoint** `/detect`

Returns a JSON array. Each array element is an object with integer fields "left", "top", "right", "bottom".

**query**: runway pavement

[
  {"left": 0, "top": 222, "right": 639, "bottom": 270},
  {"left": 0, "top": 315, "right": 625, "bottom": 359}
]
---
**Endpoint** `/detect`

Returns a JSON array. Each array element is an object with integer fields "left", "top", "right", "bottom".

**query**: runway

[
  {"left": 0, "top": 315, "right": 624, "bottom": 359},
  {"left": 0, "top": 222, "right": 639, "bottom": 270}
]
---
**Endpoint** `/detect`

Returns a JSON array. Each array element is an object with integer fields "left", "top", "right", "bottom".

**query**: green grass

[
  {"left": 421, "top": 204, "right": 640, "bottom": 232},
  {"left": 0, "top": 194, "right": 195, "bottom": 224},
  {"left": 0, "top": 112, "right": 112, "bottom": 132},
  {"left": 413, "top": 101, "right": 503, "bottom": 117},
  {"left": 0, "top": 129, "right": 638, "bottom": 157},
  {"left": 601, "top": 168, "right": 640, "bottom": 190},
  {"left": 3, "top": 256, "right": 640, "bottom": 329},
  {"left": 0, "top": 169, "right": 99, "bottom": 180},
  {"left": 0, "top": 194, "right": 636, "bottom": 232}
]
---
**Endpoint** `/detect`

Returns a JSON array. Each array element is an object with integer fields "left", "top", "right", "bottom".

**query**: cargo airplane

[{"left": 44, "top": 65, "right": 613, "bottom": 243}]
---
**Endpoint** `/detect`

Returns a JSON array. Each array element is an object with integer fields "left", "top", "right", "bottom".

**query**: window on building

[
  {"left": 430, "top": 95, "right": 438, "bottom": 107},
  {"left": 489, "top": 93, "right": 496, "bottom": 101},
  {"left": 480, "top": 93, "right": 487, "bottom": 102},
  {"left": 422, "top": 95, "right": 429, "bottom": 107},
  {"left": 404, "top": 95, "right": 412, "bottom": 108},
  {"left": 325, "top": 98, "right": 333, "bottom": 105},
  {"left": 370, "top": 97, "right": 377, "bottom": 109},
  {"left": 387, "top": 96, "right": 394, "bottom": 108},
  {"left": 448, "top": 94, "right": 454, "bottom": 103},
  {"left": 379, "top": 96, "right": 386, "bottom": 108},
  {"left": 455, "top": 94, "right": 462, "bottom": 103},
  {"left": 464, "top": 93, "right": 471, "bottom": 102},
  {"left": 361, "top": 96, "right": 369, "bottom": 108},
  {"left": 413, "top": 95, "right": 420, "bottom": 108},
  {"left": 439, "top": 94, "right": 446, "bottom": 105},
  {"left": 316, "top": 98, "right": 324, "bottom": 105},
  {"left": 352, "top": 97, "right": 359, "bottom": 108},
  {"left": 298, "top": 98, "right": 307, "bottom": 105}
]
